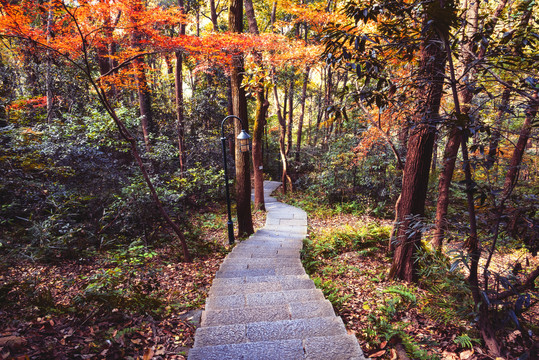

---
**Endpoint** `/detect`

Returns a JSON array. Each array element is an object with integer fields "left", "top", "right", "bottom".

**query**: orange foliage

[
  {"left": 7, "top": 96, "right": 48, "bottom": 111},
  {"left": 0, "top": 0, "right": 322, "bottom": 89}
]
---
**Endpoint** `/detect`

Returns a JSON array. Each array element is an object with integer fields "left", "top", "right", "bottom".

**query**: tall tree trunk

[
  {"left": 389, "top": 1, "right": 450, "bottom": 282},
  {"left": 295, "top": 67, "right": 309, "bottom": 162},
  {"left": 134, "top": 58, "right": 154, "bottom": 152},
  {"left": 286, "top": 78, "right": 294, "bottom": 155},
  {"left": 209, "top": 0, "right": 218, "bottom": 31},
  {"left": 486, "top": 86, "right": 511, "bottom": 169},
  {"left": 502, "top": 92, "right": 539, "bottom": 200},
  {"left": 130, "top": 1, "right": 156, "bottom": 152},
  {"left": 432, "top": 0, "right": 508, "bottom": 248},
  {"left": 245, "top": 0, "right": 267, "bottom": 211},
  {"left": 271, "top": 2, "right": 277, "bottom": 31},
  {"left": 45, "top": 5, "right": 54, "bottom": 122},
  {"left": 175, "top": 0, "right": 187, "bottom": 172},
  {"left": 274, "top": 82, "right": 292, "bottom": 193},
  {"left": 229, "top": 0, "right": 253, "bottom": 236}
]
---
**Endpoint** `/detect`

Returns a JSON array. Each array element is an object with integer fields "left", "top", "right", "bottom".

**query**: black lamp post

[{"left": 220, "top": 115, "right": 251, "bottom": 245}]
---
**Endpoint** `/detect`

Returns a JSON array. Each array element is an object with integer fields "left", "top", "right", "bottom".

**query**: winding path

[{"left": 188, "top": 181, "right": 367, "bottom": 360}]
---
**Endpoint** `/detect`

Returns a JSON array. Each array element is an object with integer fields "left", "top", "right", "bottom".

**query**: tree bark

[
  {"left": 209, "top": 0, "right": 218, "bottom": 30},
  {"left": 130, "top": 0, "right": 156, "bottom": 152},
  {"left": 486, "top": 86, "right": 511, "bottom": 169},
  {"left": 45, "top": 5, "right": 54, "bottom": 122},
  {"left": 389, "top": 2, "right": 450, "bottom": 282},
  {"left": 274, "top": 82, "right": 292, "bottom": 193},
  {"left": 245, "top": 0, "right": 267, "bottom": 211},
  {"left": 229, "top": 0, "right": 254, "bottom": 236},
  {"left": 286, "top": 78, "right": 294, "bottom": 156},
  {"left": 432, "top": 0, "right": 508, "bottom": 248},
  {"left": 295, "top": 67, "right": 309, "bottom": 162},
  {"left": 175, "top": 0, "right": 187, "bottom": 172}
]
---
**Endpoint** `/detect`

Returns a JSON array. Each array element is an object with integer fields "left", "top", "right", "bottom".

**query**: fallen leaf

[
  {"left": 143, "top": 347, "right": 155, "bottom": 360},
  {"left": 442, "top": 351, "right": 459, "bottom": 360},
  {"left": 460, "top": 349, "right": 474, "bottom": 360},
  {"left": 370, "top": 350, "right": 386, "bottom": 358}
]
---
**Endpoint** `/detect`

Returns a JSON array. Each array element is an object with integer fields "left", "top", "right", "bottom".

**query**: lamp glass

[{"left": 237, "top": 130, "right": 251, "bottom": 153}]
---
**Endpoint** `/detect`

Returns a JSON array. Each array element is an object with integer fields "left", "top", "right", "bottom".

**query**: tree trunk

[
  {"left": 245, "top": 0, "right": 267, "bottom": 211},
  {"left": 134, "top": 58, "right": 154, "bottom": 152},
  {"left": 229, "top": 0, "right": 254, "bottom": 236},
  {"left": 502, "top": 92, "right": 539, "bottom": 199},
  {"left": 432, "top": 0, "right": 508, "bottom": 248},
  {"left": 486, "top": 86, "right": 511, "bottom": 169},
  {"left": 209, "top": 0, "right": 218, "bottom": 30},
  {"left": 286, "top": 78, "right": 294, "bottom": 156},
  {"left": 45, "top": 5, "right": 54, "bottom": 122},
  {"left": 432, "top": 0, "right": 478, "bottom": 249},
  {"left": 175, "top": 0, "right": 187, "bottom": 172},
  {"left": 130, "top": 1, "right": 156, "bottom": 152},
  {"left": 389, "top": 2, "right": 450, "bottom": 282},
  {"left": 274, "top": 82, "right": 292, "bottom": 193},
  {"left": 295, "top": 67, "right": 309, "bottom": 162}
]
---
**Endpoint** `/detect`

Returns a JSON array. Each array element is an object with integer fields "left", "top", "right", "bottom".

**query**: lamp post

[{"left": 221, "top": 115, "right": 251, "bottom": 245}]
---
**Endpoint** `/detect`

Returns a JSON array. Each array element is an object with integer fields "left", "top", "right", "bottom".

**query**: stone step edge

[
  {"left": 200, "top": 298, "right": 336, "bottom": 326},
  {"left": 188, "top": 334, "right": 366, "bottom": 360},
  {"left": 193, "top": 316, "right": 347, "bottom": 348}
]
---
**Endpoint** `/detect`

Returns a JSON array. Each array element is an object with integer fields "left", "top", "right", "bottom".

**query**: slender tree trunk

[
  {"left": 286, "top": 78, "right": 294, "bottom": 155},
  {"left": 45, "top": 5, "right": 54, "bottom": 122},
  {"left": 432, "top": 0, "right": 508, "bottom": 248},
  {"left": 271, "top": 2, "right": 277, "bottom": 31},
  {"left": 134, "top": 59, "right": 154, "bottom": 152},
  {"left": 502, "top": 92, "right": 539, "bottom": 200},
  {"left": 210, "top": 0, "right": 218, "bottom": 30},
  {"left": 486, "top": 86, "right": 511, "bottom": 169},
  {"left": 295, "top": 67, "right": 309, "bottom": 162},
  {"left": 389, "top": 2, "right": 450, "bottom": 282},
  {"left": 245, "top": 0, "right": 267, "bottom": 211},
  {"left": 175, "top": 0, "right": 187, "bottom": 172},
  {"left": 229, "top": 0, "right": 253, "bottom": 236},
  {"left": 130, "top": 1, "right": 156, "bottom": 152},
  {"left": 175, "top": 52, "right": 186, "bottom": 171},
  {"left": 432, "top": 0, "right": 478, "bottom": 248},
  {"left": 274, "top": 83, "right": 292, "bottom": 193}
]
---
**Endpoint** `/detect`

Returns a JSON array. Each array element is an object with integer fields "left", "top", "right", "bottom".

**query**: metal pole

[
  {"left": 221, "top": 135, "right": 235, "bottom": 245},
  {"left": 220, "top": 115, "right": 244, "bottom": 245}
]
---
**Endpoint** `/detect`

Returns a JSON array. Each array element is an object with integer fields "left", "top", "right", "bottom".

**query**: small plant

[
  {"left": 312, "top": 276, "right": 352, "bottom": 311},
  {"left": 77, "top": 240, "right": 162, "bottom": 313},
  {"left": 453, "top": 333, "right": 479, "bottom": 350}
]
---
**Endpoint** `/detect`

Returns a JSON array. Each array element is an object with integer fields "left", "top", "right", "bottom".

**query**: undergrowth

[{"left": 301, "top": 220, "right": 478, "bottom": 359}]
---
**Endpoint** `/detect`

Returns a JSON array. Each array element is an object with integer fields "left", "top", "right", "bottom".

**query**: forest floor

[
  {"left": 1, "top": 202, "right": 537, "bottom": 360},
  {"left": 0, "top": 208, "right": 266, "bottom": 360},
  {"left": 304, "top": 213, "right": 539, "bottom": 360}
]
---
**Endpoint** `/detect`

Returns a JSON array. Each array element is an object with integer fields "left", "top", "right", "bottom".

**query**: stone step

[
  {"left": 225, "top": 250, "right": 302, "bottom": 260},
  {"left": 188, "top": 334, "right": 365, "bottom": 360},
  {"left": 215, "top": 266, "right": 306, "bottom": 279},
  {"left": 211, "top": 274, "right": 311, "bottom": 287},
  {"left": 188, "top": 339, "right": 305, "bottom": 360},
  {"left": 218, "top": 262, "right": 304, "bottom": 272},
  {"left": 201, "top": 299, "right": 335, "bottom": 326},
  {"left": 193, "top": 316, "right": 346, "bottom": 347},
  {"left": 303, "top": 334, "right": 367, "bottom": 360},
  {"left": 205, "top": 288, "right": 325, "bottom": 311},
  {"left": 209, "top": 277, "right": 314, "bottom": 296},
  {"left": 221, "top": 257, "right": 302, "bottom": 267}
]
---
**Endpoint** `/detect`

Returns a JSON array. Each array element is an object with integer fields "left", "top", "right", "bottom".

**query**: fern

[
  {"left": 453, "top": 334, "right": 479, "bottom": 350},
  {"left": 382, "top": 285, "right": 417, "bottom": 304}
]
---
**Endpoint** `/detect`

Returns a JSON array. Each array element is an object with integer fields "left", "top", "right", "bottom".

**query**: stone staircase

[{"left": 188, "top": 181, "right": 367, "bottom": 360}]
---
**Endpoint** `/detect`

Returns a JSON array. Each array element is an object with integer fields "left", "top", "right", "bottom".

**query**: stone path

[{"left": 188, "top": 181, "right": 367, "bottom": 360}]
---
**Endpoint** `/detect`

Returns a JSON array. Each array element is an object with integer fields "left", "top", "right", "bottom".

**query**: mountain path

[{"left": 188, "top": 181, "right": 367, "bottom": 360}]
